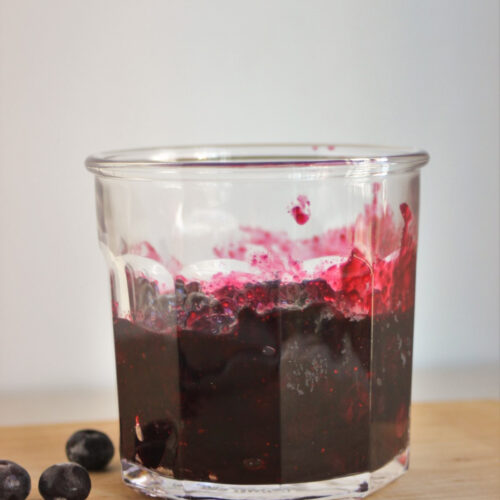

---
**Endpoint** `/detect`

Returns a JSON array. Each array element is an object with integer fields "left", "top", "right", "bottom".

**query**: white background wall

[{"left": 0, "top": 1, "right": 498, "bottom": 405}]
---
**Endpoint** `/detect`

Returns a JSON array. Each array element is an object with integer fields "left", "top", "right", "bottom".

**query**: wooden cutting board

[{"left": 1, "top": 401, "right": 498, "bottom": 499}]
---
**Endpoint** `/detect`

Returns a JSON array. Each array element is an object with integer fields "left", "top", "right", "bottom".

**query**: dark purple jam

[{"left": 114, "top": 279, "right": 413, "bottom": 485}]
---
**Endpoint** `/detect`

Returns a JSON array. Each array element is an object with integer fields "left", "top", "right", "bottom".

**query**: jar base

[{"left": 121, "top": 448, "right": 409, "bottom": 500}]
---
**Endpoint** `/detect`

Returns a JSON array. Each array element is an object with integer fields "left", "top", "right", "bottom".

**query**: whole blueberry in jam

[{"left": 135, "top": 418, "right": 178, "bottom": 469}]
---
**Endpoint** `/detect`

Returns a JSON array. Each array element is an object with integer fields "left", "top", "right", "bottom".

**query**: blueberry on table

[
  {"left": 0, "top": 460, "right": 31, "bottom": 500},
  {"left": 356, "top": 481, "right": 369, "bottom": 492},
  {"left": 38, "top": 463, "right": 91, "bottom": 500},
  {"left": 65, "top": 429, "right": 114, "bottom": 471}
]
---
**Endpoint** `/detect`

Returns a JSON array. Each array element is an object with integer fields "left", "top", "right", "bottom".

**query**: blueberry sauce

[{"left": 113, "top": 199, "right": 417, "bottom": 485}]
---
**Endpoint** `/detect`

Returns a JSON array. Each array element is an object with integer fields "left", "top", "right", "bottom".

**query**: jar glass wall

[{"left": 86, "top": 144, "right": 428, "bottom": 500}]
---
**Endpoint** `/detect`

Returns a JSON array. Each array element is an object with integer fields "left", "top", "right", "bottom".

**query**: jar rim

[{"left": 86, "top": 143, "right": 429, "bottom": 178}]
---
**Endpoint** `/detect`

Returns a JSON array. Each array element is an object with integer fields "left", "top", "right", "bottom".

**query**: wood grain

[{"left": 1, "top": 401, "right": 498, "bottom": 499}]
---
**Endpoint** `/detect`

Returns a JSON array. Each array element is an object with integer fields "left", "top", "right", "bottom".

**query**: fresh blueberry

[
  {"left": 356, "top": 481, "right": 369, "bottom": 492},
  {"left": 0, "top": 460, "right": 31, "bottom": 500},
  {"left": 38, "top": 463, "right": 90, "bottom": 500},
  {"left": 66, "top": 429, "right": 114, "bottom": 471}
]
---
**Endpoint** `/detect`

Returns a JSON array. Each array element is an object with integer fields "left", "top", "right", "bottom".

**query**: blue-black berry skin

[
  {"left": 38, "top": 463, "right": 91, "bottom": 500},
  {"left": 0, "top": 460, "right": 31, "bottom": 500},
  {"left": 66, "top": 429, "right": 114, "bottom": 471},
  {"left": 357, "top": 481, "right": 369, "bottom": 492}
]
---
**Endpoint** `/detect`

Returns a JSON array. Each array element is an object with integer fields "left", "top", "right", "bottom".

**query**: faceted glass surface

[{"left": 87, "top": 144, "right": 427, "bottom": 499}]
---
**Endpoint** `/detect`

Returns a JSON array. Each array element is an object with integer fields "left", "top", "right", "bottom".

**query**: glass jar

[{"left": 86, "top": 144, "right": 428, "bottom": 500}]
